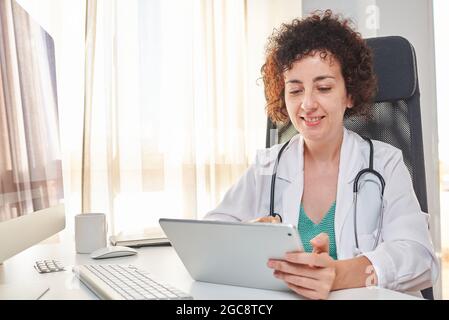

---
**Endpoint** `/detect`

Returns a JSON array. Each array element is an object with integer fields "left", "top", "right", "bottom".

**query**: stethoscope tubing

[{"left": 269, "top": 140, "right": 291, "bottom": 223}]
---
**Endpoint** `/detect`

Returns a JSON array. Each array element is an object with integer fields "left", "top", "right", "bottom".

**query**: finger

[
  {"left": 268, "top": 260, "right": 326, "bottom": 280},
  {"left": 249, "top": 216, "right": 279, "bottom": 223},
  {"left": 286, "top": 283, "right": 323, "bottom": 300},
  {"left": 310, "top": 233, "right": 330, "bottom": 254},
  {"left": 284, "top": 252, "right": 330, "bottom": 268},
  {"left": 274, "top": 271, "right": 323, "bottom": 291}
]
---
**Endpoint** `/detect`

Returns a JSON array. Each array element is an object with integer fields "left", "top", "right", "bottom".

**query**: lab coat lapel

[
  {"left": 279, "top": 135, "right": 304, "bottom": 226},
  {"left": 335, "top": 129, "right": 364, "bottom": 250}
]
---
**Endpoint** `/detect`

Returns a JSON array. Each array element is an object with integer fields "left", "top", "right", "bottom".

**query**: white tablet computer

[{"left": 159, "top": 218, "right": 303, "bottom": 291}]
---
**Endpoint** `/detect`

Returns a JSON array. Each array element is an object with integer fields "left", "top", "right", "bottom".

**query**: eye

[
  {"left": 288, "top": 88, "right": 304, "bottom": 95},
  {"left": 318, "top": 87, "right": 331, "bottom": 92}
]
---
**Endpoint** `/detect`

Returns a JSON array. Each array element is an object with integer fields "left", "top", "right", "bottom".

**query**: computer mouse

[{"left": 90, "top": 246, "right": 138, "bottom": 259}]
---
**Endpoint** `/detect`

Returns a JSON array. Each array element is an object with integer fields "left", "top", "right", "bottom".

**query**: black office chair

[{"left": 266, "top": 36, "right": 434, "bottom": 300}]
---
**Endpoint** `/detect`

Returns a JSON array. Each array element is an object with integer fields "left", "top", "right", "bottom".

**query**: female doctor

[{"left": 204, "top": 10, "right": 438, "bottom": 299}]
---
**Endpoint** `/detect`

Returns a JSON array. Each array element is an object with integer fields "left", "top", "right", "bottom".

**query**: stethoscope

[{"left": 269, "top": 136, "right": 385, "bottom": 254}]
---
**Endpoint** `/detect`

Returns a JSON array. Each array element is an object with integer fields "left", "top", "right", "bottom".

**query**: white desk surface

[{"left": 0, "top": 231, "right": 420, "bottom": 300}]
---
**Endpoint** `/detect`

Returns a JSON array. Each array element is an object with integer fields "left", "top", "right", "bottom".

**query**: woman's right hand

[{"left": 248, "top": 215, "right": 281, "bottom": 223}]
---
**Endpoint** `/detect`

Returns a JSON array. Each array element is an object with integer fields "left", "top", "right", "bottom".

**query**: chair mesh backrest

[
  {"left": 344, "top": 97, "right": 427, "bottom": 213},
  {"left": 266, "top": 36, "right": 428, "bottom": 214}
]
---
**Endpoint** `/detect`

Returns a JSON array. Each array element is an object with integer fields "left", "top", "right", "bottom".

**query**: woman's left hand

[{"left": 267, "top": 233, "right": 337, "bottom": 300}]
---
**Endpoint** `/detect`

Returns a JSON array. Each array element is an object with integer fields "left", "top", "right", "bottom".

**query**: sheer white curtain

[{"left": 83, "top": 0, "right": 302, "bottom": 236}]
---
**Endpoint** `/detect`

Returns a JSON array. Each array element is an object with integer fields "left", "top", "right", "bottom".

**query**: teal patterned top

[{"left": 298, "top": 202, "right": 338, "bottom": 260}]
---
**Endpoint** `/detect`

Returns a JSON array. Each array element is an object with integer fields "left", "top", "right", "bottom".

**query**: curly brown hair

[{"left": 262, "top": 10, "right": 377, "bottom": 124}]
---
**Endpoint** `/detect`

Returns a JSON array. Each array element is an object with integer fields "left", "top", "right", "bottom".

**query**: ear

[{"left": 346, "top": 94, "right": 354, "bottom": 109}]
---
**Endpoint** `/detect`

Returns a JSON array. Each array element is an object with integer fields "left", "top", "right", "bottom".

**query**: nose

[{"left": 301, "top": 89, "right": 317, "bottom": 113}]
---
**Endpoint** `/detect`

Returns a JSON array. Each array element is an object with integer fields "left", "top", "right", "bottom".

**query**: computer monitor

[{"left": 0, "top": 0, "right": 65, "bottom": 263}]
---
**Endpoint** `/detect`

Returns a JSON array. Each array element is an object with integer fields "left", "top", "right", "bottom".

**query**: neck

[{"left": 304, "top": 129, "right": 344, "bottom": 164}]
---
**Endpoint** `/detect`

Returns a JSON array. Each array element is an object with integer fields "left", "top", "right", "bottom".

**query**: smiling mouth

[{"left": 301, "top": 116, "right": 325, "bottom": 123}]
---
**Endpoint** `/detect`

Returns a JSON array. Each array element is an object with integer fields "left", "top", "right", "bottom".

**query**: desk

[{"left": 0, "top": 231, "right": 420, "bottom": 300}]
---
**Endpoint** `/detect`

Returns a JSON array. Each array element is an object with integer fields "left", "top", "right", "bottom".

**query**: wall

[{"left": 303, "top": 0, "right": 378, "bottom": 36}]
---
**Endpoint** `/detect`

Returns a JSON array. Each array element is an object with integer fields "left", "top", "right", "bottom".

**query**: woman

[{"left": 204, "top": 10, "right": 438, "bottom": 299}]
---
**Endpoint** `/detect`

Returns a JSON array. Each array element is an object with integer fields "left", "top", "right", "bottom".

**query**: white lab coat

[{"left": 204, "top": 128, "right": 439, "bottom": 292}]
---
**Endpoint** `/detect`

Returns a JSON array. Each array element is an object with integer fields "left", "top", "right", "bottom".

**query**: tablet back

[{"left": 159, "top": 218, "right": 303, "bottom": 291}]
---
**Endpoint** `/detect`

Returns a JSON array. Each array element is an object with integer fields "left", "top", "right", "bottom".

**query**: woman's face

[{"left": 284, "top": 51, "right": 352, "bottom": 144}]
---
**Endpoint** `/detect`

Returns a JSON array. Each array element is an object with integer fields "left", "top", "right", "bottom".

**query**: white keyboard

[{"left": 73, "top": 264, "right": 193, "bottom": 300}]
